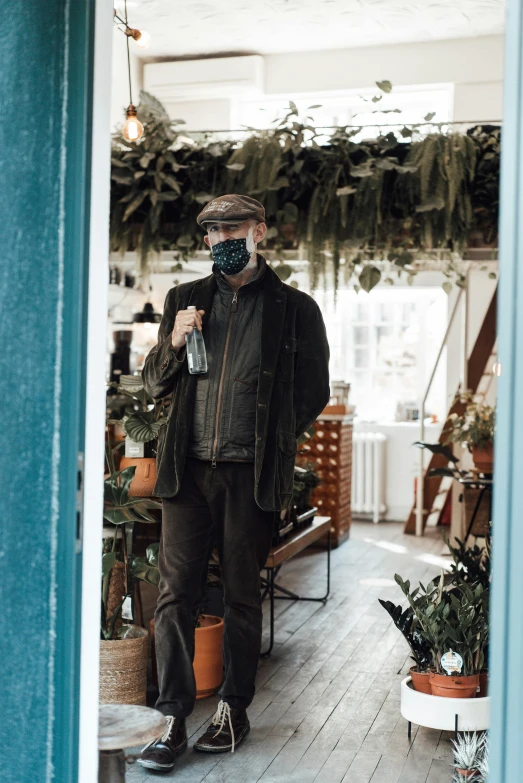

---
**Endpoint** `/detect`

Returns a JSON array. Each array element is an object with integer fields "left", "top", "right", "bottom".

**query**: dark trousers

[{"left": 154, "top": 458, "right": 275, "bottom": 717}]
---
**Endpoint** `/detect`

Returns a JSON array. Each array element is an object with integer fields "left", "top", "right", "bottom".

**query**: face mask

[{"left": 209, "top": 226, "right": 255, "bottom": 275}]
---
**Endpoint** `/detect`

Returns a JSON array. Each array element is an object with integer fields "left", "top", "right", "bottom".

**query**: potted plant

[
  {"left": 444, "top": 393, "right": 495, "bottom": 473},
  {"left": 396, "top": 573, "right": 489, "bottom": 698},
  {"left": 378, "top": 597, "right": 433, "bottom": 694},
  {"left": 452, "top": 732, "right": 485, "bottom": 778},
  {"left": 100, "top": 466, "right": 162, "bottom": 705},
  {"left": 107, "top": 373, "right": 167, "bottom": 496}
]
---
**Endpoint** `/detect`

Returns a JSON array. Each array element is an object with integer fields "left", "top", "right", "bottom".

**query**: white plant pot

[{"left": 400, "top": 677, "right": 490, "bottom": 732}]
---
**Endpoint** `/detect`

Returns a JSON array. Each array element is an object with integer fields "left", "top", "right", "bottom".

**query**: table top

[
  {"left": 99, "top": 705, "right": 166, "bottom": 750},
  {"left": 458, "top": 477, "right": 493, "bottom": 486},
  {"left": 265, "top": 516, "right": 331, "bottom": 569}
]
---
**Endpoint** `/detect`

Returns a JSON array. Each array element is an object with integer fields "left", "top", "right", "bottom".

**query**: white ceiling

[{"left": 121, "top": 0, "right": 506, "bottom": 58}]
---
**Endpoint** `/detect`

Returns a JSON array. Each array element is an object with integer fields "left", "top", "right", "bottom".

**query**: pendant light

[{"left": 114, "top": 0, "right": 149, "bottom": 141}]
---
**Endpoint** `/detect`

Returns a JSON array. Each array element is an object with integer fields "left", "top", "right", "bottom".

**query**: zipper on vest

[{"left": 211, "top": 290, "right": 238, "bottom": 467}]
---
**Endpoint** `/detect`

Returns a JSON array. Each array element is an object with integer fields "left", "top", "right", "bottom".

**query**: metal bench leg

[
  {"left": 260, "top": 567, "right": 275, "bottom": 658},
  {"left": 99, "top": 749, "right": 126, "bottom": 783}
]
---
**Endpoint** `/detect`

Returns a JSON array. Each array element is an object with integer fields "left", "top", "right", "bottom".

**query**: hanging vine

[{"left": 110, "top": 90, "right": 500, "bottom": 292}]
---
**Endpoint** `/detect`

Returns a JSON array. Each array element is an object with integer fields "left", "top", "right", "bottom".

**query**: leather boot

[
  {"left": 194, "top": 700, "right": 250, "bottom": 753},
  {"left": 137, "top": 715, "right": 187, "bottom": 772}
]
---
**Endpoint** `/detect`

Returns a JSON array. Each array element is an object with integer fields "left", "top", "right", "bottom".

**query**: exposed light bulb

[
  {"left": 133, "top": 29, "right": 151, "bottom": 48},
  {"left": 492, "top": 360, "right": 502, "bottom": 377},
  {"left": 122, "top": 104, "right": 144, "bottom": 142}
]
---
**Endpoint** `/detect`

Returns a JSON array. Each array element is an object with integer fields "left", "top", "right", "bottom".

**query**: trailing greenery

[{"left": 110, "top": 90, "right": 500, "bottom": 292}]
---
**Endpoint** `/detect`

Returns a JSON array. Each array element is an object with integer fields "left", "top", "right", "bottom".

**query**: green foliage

[
  {"left": 132, "top": 543, "right": 160, "bottom": 588},
  {"left": 103, "top": 467, "right": 161, "bottom": 525},
  {"left": 108, "top": 373, "right": 167, "bottom": 444},
  {"left": 378, "top": 598, "right": 432, "bottom": 670},
  {"left": 110, "top": 91, "right": 501, "bottom": 292},
  {"left": 395, "top": 573, "right": 489, "bottom": 675}
]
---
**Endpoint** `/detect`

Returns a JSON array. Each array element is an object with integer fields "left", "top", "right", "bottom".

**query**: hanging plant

[{"left": 110, "top": 87, "right": 501, "bottom": 293}]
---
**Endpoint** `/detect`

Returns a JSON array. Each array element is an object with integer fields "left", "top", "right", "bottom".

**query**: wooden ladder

[{"left": 404, "top": 287, "right": 497, "bottom": 535}]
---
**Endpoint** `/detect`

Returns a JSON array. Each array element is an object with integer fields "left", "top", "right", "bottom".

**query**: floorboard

[{"left": 126, "top": 521, "right": 454, "bottom": 783}]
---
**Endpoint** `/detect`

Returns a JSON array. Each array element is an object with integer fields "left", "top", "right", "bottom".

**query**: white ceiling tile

[{"left": 117, "top": 0, "right": 506, "bottom": 58}]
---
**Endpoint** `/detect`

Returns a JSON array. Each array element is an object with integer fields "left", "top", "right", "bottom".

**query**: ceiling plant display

[{"left": 110, "top": 87, "right": 500, "bottom": 293}]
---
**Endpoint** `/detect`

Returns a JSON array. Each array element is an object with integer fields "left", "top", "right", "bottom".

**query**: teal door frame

[
  {"left": 0, "top": 0, "right": 107, "bottom": 781},
  {"left": 490, "top": 0, "right": 523, "bottom": 779}
]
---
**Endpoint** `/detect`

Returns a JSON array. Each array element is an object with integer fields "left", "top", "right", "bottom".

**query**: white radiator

[{"left": 352, "top": 432, "right": 387, "bottom": 523}]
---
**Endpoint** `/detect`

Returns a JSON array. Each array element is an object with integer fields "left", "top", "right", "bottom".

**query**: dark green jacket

[{"left": 142, "top": 259, "right": 330, "bottom": 512}]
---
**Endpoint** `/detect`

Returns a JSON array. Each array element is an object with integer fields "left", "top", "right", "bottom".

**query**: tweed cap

[{"left": 196, "top": 194, "right": 265, "bottom": 227}]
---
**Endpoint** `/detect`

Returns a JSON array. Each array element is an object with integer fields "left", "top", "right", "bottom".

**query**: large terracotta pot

[
  {"left": 479, "top": 670, "right": 489, "bottom": 698},
  {"left": 429, "top": 672, "right": 479, "bottom": 699},
  {"left": 409, "top": 667, "right": 432, "bottom": 695},
  {"left": 194, "top": 615, "right": 225, "bottom": 699},
  {"left": 471, "top": 443, "right": 493, "bottom": 473},
  {"left": 150, "top": 615, "right": 224, "bottom": 699},
  {"left": 119, "top": 456, "right": 157, "bottom": 497}
]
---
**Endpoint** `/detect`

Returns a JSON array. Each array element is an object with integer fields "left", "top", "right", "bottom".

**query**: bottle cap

[{"left": 188, "top": 305, "right": 196, "bottom": 309}]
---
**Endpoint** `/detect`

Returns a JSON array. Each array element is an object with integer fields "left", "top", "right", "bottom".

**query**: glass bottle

[{"left": 186, "top": 305, "right": 208, "bottom": 374}]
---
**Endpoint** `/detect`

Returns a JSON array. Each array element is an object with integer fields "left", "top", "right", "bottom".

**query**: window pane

[
  {"left": 354, "top": 348, "right": 369, "bottom": 369},
  {"left": 353, "top": 326, "right": 369, "bottom": 344}
]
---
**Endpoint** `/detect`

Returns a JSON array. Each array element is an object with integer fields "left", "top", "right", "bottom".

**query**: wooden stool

[{"left": 98, "top": 704, "right": 166, "bottom": 783}]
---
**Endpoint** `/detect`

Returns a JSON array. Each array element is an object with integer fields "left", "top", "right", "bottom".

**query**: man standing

[{"left": 138, "top": 195, "right": 330, "bottom": 772}]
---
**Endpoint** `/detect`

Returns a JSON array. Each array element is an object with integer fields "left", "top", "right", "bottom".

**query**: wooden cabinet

[{"left": 298, "top": 413, "right": 353, "bottom": 548}]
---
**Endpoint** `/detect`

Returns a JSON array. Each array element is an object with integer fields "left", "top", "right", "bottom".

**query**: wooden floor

[{"left": 127, "top": 521, "right": 455, "bottom": 783}]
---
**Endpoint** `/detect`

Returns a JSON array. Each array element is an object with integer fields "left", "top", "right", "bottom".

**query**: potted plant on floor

[
  {"left": 443, "top": 393, "right": 495, "bottom": 473},
  {"left": 452, "top": 732, "right": 486, "bottom": 778},
  {"left": 100, "top": 466, "right": 162, "bottom": 705},
  {"left": 396, "top": 573, "right": 489, "bottom": 698},
  {"left": 107, "top": 374, "right": 168, "bottom": 496}
]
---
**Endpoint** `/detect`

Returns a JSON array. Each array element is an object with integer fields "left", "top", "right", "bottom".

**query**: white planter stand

[{"left": 400, "top": 677, "right": 490, "bottom": 738}]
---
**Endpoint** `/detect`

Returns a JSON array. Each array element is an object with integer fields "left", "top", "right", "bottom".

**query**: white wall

[
  {"left": 130, "top": 34, "right": 504, "bottom": 131},
  {"left": 264, "top": 35, "right": 503, "bottom": 121}
]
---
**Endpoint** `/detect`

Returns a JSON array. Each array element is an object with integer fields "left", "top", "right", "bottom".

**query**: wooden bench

[{"left": 261, "top": 515, "right": 331, "bottom": 657}]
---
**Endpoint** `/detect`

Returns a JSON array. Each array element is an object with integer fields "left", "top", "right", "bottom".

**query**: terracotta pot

[
  {"left": 194, "top": 614, "right": 225, "bottom": 699},
  {"left": 409, "top": 667, "right": 432, "bottom": 695},
  {"left": 119, "top": 456, "right": 157, "bottom": 496},
  {"left": 479, "top": 670, "right": 488, "bottom": 697},
  {"left": 150, "top": 615, "right": 224, "bottom": 699},
  {"left": 455, "top": 770, "right": 476, "bottom": 778},
  {"left": 429, "top": 672, "right": 479, "bottom": 699},
  {"left": 471, "top": 443, "right": 493, "bottom": 473}
]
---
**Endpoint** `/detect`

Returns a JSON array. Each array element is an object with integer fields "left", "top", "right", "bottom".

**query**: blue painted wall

[{"left": 0, "top": 1, "right": 95, "bottom": 780}]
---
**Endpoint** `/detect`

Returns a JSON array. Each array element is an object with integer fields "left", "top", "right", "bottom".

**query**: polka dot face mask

[{"left": 208, "top": 226, "right": 255, "bottom": 275}]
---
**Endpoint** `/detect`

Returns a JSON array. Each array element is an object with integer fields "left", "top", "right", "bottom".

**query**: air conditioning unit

[{"left": 143, "top": 55, "right": 264, "bottom": 102}]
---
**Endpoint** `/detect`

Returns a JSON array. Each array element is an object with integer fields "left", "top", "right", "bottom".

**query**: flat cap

[{"left": 196, "top": 194, "right": 265, "bottom": 227}]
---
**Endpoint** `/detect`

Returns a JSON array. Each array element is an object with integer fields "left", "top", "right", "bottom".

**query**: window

[
  {"left": 313, "top": 286, "right": 447, "bottom": 423},
  {"left": 232, "top": 84, "right": 453, "bottom": 142}
]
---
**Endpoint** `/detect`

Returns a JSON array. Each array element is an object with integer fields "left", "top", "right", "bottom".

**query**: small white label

[
  {"left": 122, "top": 595, "right": 133, "bottom": 621},
  {"left": 188, "top": 353, "right": 194, "bottom": 370},
  {"left": 125, "top": 438, "right": 144, "bottom": 458},
  {"left": 441, "top": 649, "right": 463, "bottom": 675}
]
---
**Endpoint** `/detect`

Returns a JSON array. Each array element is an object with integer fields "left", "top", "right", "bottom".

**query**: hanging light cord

[{"left": 124, "top": 0, "right": 133, "bottom": 105}]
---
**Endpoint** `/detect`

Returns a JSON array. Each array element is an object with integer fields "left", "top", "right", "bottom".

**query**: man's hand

[{"left": 171, "top": 308, "right": 205, "bottom": 351}]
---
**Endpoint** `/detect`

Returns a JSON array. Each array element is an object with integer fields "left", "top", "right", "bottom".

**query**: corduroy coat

[{"left": 142, "top": 258, "right": 330, "bottom": 512}]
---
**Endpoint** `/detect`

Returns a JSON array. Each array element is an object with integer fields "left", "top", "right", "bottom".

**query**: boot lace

[
  {"left": 142, "top": 715, "right": 175, "bottom": 752},
  {"left": 211, "top": 700, "right": 236, "bottom": 753}
]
